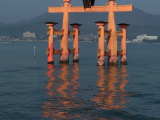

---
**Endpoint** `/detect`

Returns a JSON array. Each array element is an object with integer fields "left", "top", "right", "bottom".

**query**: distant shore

[{"left": 1, "top": 40, "right": 160, "bottom": 44}]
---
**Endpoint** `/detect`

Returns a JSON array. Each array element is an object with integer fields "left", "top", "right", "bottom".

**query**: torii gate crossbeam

[{"left": 48, "top": 5, "right": 133, "bottom": 13}]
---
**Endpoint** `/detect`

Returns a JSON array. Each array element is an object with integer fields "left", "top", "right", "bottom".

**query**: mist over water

[{"left": 0, "top": 42, "right": 160, "bottom": 120}]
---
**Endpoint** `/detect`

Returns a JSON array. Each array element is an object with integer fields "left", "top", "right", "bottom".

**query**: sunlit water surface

[{"left": 0, "top": 42, "right": 160, "bottom": 120}]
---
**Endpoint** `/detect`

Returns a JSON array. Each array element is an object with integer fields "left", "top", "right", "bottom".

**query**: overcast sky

[{"left": 0, "top": 0, "right": 159, "bottom": 23}]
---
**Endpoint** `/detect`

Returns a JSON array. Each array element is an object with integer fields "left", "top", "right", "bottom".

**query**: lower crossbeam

[
  {"left": 104, "top": 50, "right": 123, "bottom": 56},
  {"left": 53, "top": 49, "right": 75, "bottom": 54}
]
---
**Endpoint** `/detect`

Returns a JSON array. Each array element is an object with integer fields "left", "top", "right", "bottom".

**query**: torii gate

[{"left": 48, "top": 0, "right": 133, "bottom": 65}]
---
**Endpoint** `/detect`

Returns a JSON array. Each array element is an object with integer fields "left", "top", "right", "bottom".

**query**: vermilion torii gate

[{"left": 47, "top": 0, "right": 133, "bottom": 65}]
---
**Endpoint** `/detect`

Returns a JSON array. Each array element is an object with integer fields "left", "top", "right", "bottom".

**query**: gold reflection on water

[
  {"left": 57, "top": 64, "right": 70, "bottom": 101},
  {"left": 42, "top": 64, "right": 130, "bottom": 119},
  {"left": 42, "top": 63, "right": 81, "bottom": 119},
  {"left": 46, "top": 64, "right": 55, "bottom": 91},
  {"left": 92, "top": 66, "right": 129, "bottom": 110}
]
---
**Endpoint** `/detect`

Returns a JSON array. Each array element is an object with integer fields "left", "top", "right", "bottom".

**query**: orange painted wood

[
  {"left": 105, "top": 51, "right": 111, "bottom": 56},
  {"left": 68, "top": 30, "right": 75, "bottom": 35},
  {"left": 116, "top": 31, "right": 123, "bottom": 36},
  {"left": 48, "top": 5, "right": 133, "bottom": 13},
  {"left": 48, "top": 7, "right": 64, "bottom": 13},
  {"left": 104, "top": 30, "right": 111, "bottom": 36},
  {"left": 118, "top": 23, "right": 129, "bottom": 64},
  {"left": 107, "top": 0, "right": 117, "bottom": 57},
  {"left": 53, "top": 30, "right": 75, "bottom": 35},
  {"left": 53, "top": 49, "right": 75, "bottom": 54},
  {"left": 47, "top": 25, "right": 54, "bottom": 63},
  {"left": 54, "top": 30, "right": 64, "bottom": 35},
  {"left": 113, "top": 5, "right": 133, "bottom": 12},
  {"left": 99, "top": 30, "right": 122, "bottom": 36},
  {"left": 104, "top": 51, "right": 123, "bottom": 56},
  {"left": 47, "top": 0, "right": 133, "bottom": 65},
  {"left": 71, "top": 24, "right": 81, "bottom": 62},
  {"left": 60, "top": 0, "right": 69, "bottom": 61},
  {"left": 69, "top": 49, "right": 75, "bottom": 54},
  {"left": 69, "top": 6, "right": 109, "bottom": 12},
  {"left": 53, "top": 49, "right": 62, "bottom": 54},
  {"left": 96, "top": 21, "right": 108, "bottom": 66},
  {"left": 117, "top": 50, "right": 123, "bottom": 56}
]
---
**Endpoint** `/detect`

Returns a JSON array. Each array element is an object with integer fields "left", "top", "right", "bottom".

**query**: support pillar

[
  {"left": 70, "top": 23, "right": 82, "bottom": 62},
  {"left": 45, "top": 22, "right": 58, "bottom": 64},
  {"left": 59, "top": 0, "right": 71, "bottom": 63},
  {"left": 118, "top": 23, "right": 129, "bottom": 65},
  {"left": 107, "top": 0, "right": 118, "bottom": 66},
  {"left": 95, "top": 21, "right": 108, "bottom": 66}
]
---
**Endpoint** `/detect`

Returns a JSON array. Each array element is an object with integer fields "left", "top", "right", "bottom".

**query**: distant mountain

[{"left": 0, "top": 7, "right": 160, "bottom": 37}]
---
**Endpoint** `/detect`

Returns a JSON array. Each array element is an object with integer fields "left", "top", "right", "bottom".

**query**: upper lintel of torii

[{"left": 48, "top": 3, "right": 133, "bottom": 13}]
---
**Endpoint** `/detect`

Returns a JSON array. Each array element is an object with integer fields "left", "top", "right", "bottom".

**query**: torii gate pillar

[
  {"left": 59, "top": 0, "right": 71, "bottom": 63},
  {"left": 70, "top": 23, "right": 82, "bottom": 62},
  {"left": 96, "top": 21, "right": 108, "bottom": 66},
  {"left": 45, "top": 22, "right": 58, "bottom": 64},
  {"left": 118, "top": 23, "right": 130, "bottom": 65},
  {"left": 107, "top": 0, "right": 118, "bottom": 66}
]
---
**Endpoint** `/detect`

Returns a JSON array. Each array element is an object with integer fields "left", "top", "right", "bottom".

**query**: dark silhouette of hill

[{"left": 0, "top": 7, "right": 160, "bottom": 37}]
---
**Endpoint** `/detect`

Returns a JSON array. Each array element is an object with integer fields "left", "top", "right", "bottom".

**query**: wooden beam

[
  {"left": 69, "top": 49, "right": 75, "bottom": 54},
  {"left": 98, "top": 29, "right": 101, "bottom": 36},
  {"left": 68, "top": 30, "right": 75, "bottom": 35},
  {"left": 48, "top": 5, "right": 133, "bottom": 13},
  {"left": 48, "top": 7, "right": 64, "bottom": 13},
  {"left": 98, "top": 30, "right": 111, "bottom": 36},
  {"left": 113, "top": 4, "right": 133, "bottom": 12},
  {"left": 105, "top": 50, "right": 123, "bottom": 56},
  {"left": 69, "top": 6, "right": 109, "bottom": 13},
  {"left": 116, "top": 31, "right": 123, "bottom": 36},
  {"left": 54, "top": 30, "right": 64, "bottom": 35},
  {"left": 53, "top": 49, "right": 62, "bottom": 54},
  {"left": 98, "top": 30, "right": 123, "bottom": 36},
  {"left": 117, "top": 50, "right": 123, "bottom": 56},
  {"left": 53, "top": 30, "right": 75, "bottom": 36},
  {"left": 105, "top": 51, "right": 111, "bottom": 56},
  {"left": 105, "top": 30, "right": 111, "bottom": 36},
  {"left": 53, "top": 49, "right": 76, "bottom": 54}
]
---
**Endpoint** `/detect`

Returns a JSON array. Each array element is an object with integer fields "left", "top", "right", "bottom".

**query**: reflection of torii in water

[
  {"left": 42, "top": 64, "right": 81, "bottom": 119},
  {"left": 92, "top": 66, "right": 130, "bottom": 110}
]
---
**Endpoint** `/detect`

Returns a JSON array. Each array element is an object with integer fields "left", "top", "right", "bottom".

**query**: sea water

[{"left": 0, "top": 42, "right": 160, "bottom": 120}]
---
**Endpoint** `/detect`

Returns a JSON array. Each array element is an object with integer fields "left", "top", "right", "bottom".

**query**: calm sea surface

[{"left": 0, "top": 41, "right": 160, "bottom": 120}]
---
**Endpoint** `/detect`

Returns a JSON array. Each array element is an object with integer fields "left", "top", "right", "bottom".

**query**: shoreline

[{"left": 1, "top": 40, "right": 160, "bottom": 44}]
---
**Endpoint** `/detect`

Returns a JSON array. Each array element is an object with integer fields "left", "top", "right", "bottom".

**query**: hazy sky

[{"left": 0, "top": 0, "right": 159, "bottom": 23}]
